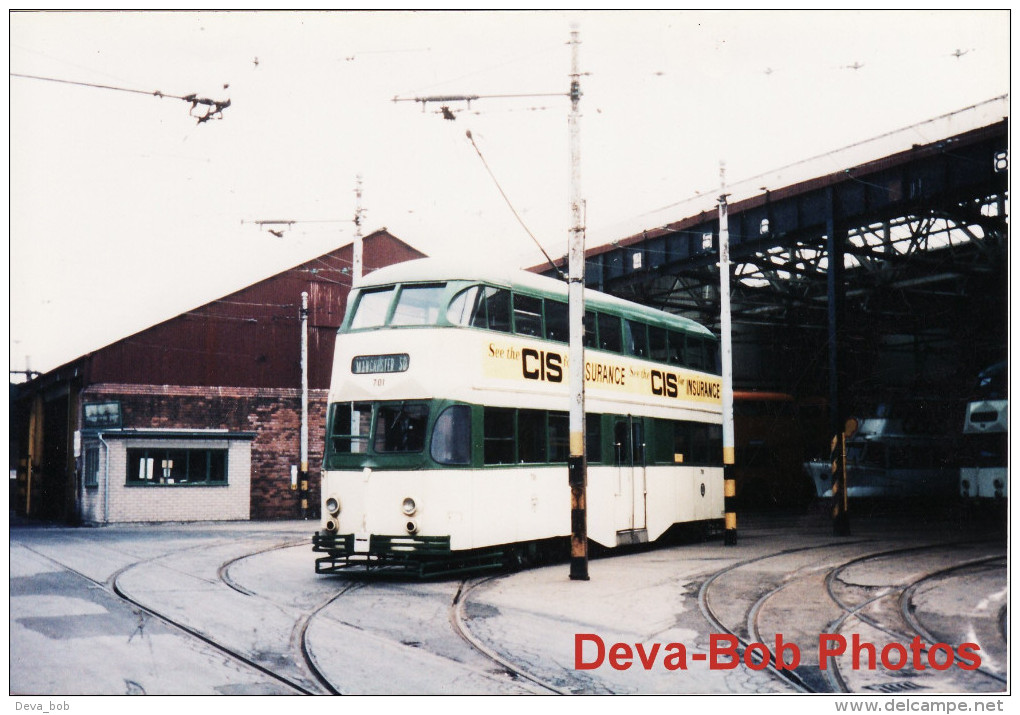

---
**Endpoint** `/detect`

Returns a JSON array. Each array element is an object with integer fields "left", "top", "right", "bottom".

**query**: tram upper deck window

[
  {"left": 545, "top": 300, "right": 568, "bottom": 343},
  {"left": 447, "top": 286, "right": 481, "bottom": 326},
  {"left": 649, "top": 325, "right": 668, "bottom": 363},
  {"left": 350, "top": 287, "right": 394, "bottom": 330},
  {"left": 513, "top": 294, "right": 544, "bottom": 337},
  {"left": 583, "top": 311, "right": 597, "bottom": 349},
  {"left": 447, "top": 285, "right": 512, "bottom": 333},
  {"left": 667, "top": 330, "right": 685, "bottom": 366},
  {"left": 390, "top": 284, "right": 446, "bottom": 326},
  {"left": 482, "top": 287, "right": 512, "bottom": 332},
  {"left": 708, "top": 340, "right": 720, "bottom": 373},
  {"left": 597, "top": 313, "right": 623, "bottom": 353},
  {"left": 686, "top": 336, "right": 706, "bottom": 371},
  {"left": 625, "top": 320, "right": 648, "bottom": 358}
]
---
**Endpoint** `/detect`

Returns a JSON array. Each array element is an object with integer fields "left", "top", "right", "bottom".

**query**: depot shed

[{"left": 11, "top": 229, "right": 425, "bottom": 524}]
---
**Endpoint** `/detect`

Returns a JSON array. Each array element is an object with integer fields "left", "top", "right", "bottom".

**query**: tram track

[
  {"left": 212, "top": 539, "right": 364, "bottom": 695},
  {"left": 698, "top": 537, "right": 1006, "bottom": 694},
  {"left": 697, "top": 541, "right": 870, "bottom": 693},
  {"left": 112, "top": 566, "right": 322, "bottom": 695},
  {"left": 217, "top": 538, "right": 310, "bottom": 597},
  {"left": 907, "top": 559, "right": 1009, "bottom": 688},
  {"left": 823, "top": 543, "right": 1007, "bottom": 691},
  {"left": 897, "top": 556, "right": 1006, "bottom": 653},
  {"left": 19, "top": 539, "right": 320, "bottom": 694},
  {"left": 294, "top": 581, "right": 368, "bottom": 695},
  {"left": 450, "top": 575, "right": 571, "bottom": 694},
  {"left": 35, "top": 534, "right": 366, "bottom": 695},
  {"left": 13, "top": 518, "right": 1006, "bottom": 695}
]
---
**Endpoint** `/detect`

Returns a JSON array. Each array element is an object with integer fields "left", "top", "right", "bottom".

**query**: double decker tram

[
  {"left": 312, "top": 259, "right": 724, "bottom": 576},
  {"left": 960, "top": 362, "right": 1008, "bottom": 502}
]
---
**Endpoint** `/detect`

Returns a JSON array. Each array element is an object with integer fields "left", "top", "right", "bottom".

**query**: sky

[{"left": 9, "top": 10, "right": 1010, "bottom": 376}]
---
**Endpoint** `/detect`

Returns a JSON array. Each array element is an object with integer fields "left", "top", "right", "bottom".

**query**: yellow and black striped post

[
  {"left": 723, "top": 472, "right": 737, "bottom": 545},
  {"left": 831, "top": 431, "right": 850, "bottom": 536},
  {"left": 718, "top": 165, "right": 737, "bottom": 547},
  {"left": 300, "top": 472, "right": 309, "bottom": 520},
  {"left": 568, "top": 454, "right": 589, "bottom": 580}
]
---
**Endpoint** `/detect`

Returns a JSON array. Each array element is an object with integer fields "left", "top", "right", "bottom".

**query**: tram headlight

[
  {"left": 325, "top": 496, "right": 341, "bottom": 516},
  {"left": 405, "top": 519, "right": 419, "bottom": 534},
  {"left": 401, "top": 497, "right": 417, "bottom": 516},
  {"left": 325, "top": 519, "right": 339, "bottom": 533}
]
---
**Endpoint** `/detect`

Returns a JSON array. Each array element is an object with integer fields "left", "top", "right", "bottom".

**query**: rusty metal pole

[{"left": 567, "top": 26, "right": 588, "bottom": 581}]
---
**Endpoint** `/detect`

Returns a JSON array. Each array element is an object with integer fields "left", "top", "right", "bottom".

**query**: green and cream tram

[{"left": 313, "top": 258, "right": 725, "bottom": 575}]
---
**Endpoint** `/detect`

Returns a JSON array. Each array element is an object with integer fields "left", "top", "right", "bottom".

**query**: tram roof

[{"left": 358, "top": 258, "right": 715, "bottom": 337}]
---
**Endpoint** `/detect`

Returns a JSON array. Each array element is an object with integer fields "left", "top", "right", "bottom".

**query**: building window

[
  {"left": 127, "top": 448, "right": 228, "bottom": 486},
  {"left": 83, "top": 446, "right": 100, "bottom": 489}
]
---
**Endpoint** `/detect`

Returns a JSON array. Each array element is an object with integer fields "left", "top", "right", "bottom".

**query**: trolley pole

[
  {"left": 718, "top": 163, "right": 737, "bottom": 546},
  {"left": 299, "top": 291, "right": 309, "bottom": 519},
  {"left": 567, "top": 26, "right": 589, "bottom": 581}
]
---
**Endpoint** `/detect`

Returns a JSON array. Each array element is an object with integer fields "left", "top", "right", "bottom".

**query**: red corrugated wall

[{"left": 87, "top": 230, "right": 426, "bottom": 389}]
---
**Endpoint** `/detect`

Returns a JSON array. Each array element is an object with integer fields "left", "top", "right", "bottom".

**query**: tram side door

[{"left": 614, "top": 416, "right": 647, "bottom": 541}]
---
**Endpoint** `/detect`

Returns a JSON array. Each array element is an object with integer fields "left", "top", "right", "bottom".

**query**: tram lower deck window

[
  {"left": 518, "top": 409, "right": 546, "bottom": 462},
  {"left": 483, "top": 407, "right": 577, "bottom": 465},
  {"left": 329, "top": 402, "right": 372, "bottom": 454},
  {"left": 431, "top": 405, "right": 472, "bottom": 465},
  {"left": 668, "top": 421, "right": 723, "bottom": 466},
  {"left": 374, "top": 403, "right": 428, "bottom": 453},
  {"left": 484, "top": 408, "right": 516, "bottom": 464}
]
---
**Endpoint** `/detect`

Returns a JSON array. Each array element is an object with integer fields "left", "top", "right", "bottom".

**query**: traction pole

[
  {"left": 567, "top": 27, "right": 589, "bottom": 581},
  {"left": 299, "top": 291, "right": 309, "bottom": 519},
  {"left": 719, "top": 164, "right": 737, "bottom": 546}
]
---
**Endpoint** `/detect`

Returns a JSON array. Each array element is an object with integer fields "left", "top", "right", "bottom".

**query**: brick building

[{"left": 10, "top": 229, "right": 425, "bottom": 524}]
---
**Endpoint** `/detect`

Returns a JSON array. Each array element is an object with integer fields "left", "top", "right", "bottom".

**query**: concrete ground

[{"left": 8, "top": 506, "right": 1009, "bottom": 699}]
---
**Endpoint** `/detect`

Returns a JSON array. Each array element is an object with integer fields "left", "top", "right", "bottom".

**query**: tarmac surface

[{"left": 8, "top": 505, "right": 1009, "bottom": 696}]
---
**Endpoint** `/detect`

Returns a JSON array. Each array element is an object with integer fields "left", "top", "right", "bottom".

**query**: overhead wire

[
  {"left": 464, "top": 128, "right": 565, "bottom": 280},
  {"left": 10, "top": 71, "right": 231, "bottom": 123}
]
